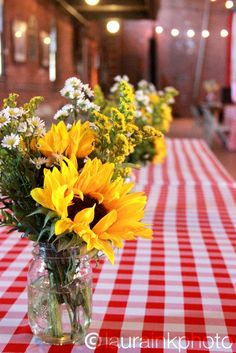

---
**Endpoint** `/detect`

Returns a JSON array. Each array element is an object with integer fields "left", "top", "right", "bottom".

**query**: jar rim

[{"left": 32, "top": 242, "right": 90, "bottom": 260}]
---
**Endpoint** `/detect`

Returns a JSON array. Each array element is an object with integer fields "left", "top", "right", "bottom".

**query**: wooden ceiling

[{"left": 56, "top": 0, "right": 160, "bottom": 24}]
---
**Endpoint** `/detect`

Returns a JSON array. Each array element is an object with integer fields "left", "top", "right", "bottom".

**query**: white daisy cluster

[
  {"left": 110, "top": 75, "right": 130, "bottom": 93},
  {"left": 135, "top": 89, "right": 153, "bottom": 118},
  {"left": 58, "top": 77, "right": 99, "bottom": 120},
  {"left": 163, "top": 86, "right": 178, "bottom": 104},
  {"left": 18, "top": 116, "right": 46, "bottom": 137},
  {"left": 0, "top": 102, "right": 46, "bottom": 151},
  {"left": 53, "top": 104, "right": 73, "bottom": 121},
  {"left": 0, "top": 107, "right": 25, "bottom": 150},
  {"left": 137, "top": 80, "right": 156, "bottom": 94},
  {"left": 0, "top": 107, "right": 25, "bottom": 129}
]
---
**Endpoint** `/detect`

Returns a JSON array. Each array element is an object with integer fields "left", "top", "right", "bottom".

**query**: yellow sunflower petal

[
  {"left": 30, "top": 188, "right": 53, "bottom": 210},
  {"left": 93, "top": 209, "right": 117, "bottom": 234},
  {"left": 74, "top": 205, "right": 95, "bottom": 225},
  {"left": 55, "top": 218, "right": 74, "bottom": 235},
  {"left": 52, "top": 185, "right": 73, "bottom": 218},
  {"left": 97, "top": 240, "right": 115, "bottom": 264}
]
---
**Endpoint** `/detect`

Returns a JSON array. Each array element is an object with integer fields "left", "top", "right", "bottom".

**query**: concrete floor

[{"left": 168, "top": 118, "right": 236, "bottom": 180}]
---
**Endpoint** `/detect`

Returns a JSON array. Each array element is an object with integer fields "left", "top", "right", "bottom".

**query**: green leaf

[
  {"left": 48, "top": 223, "right": 56, "bottom": 242},
  {"left": 38, "top": 226, "right": 51, "bottom": 241},
  {"left": 43, "top": 211, "right": 57, "bottom": 228},
  {"left": 27, "top": 207, "right": 48, "bottom": 217}
]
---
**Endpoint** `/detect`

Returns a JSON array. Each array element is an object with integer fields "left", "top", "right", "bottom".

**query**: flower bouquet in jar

[
  {"left": 94, "top": 76, "right": 178, "bottom": 167},
  {"left": 0, "top": 78, "right": 153, "bottom": 345}
]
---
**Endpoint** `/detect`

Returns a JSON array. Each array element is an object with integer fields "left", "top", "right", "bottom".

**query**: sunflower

[
  {"left": 37, "top": 120, "right": 94, "bottom": 162},
  {"left": 31, "top": 158, "right": 152, "bottom": 263},
  {"left": 152, "top": 136, "right": 167, "bottom": 164}
]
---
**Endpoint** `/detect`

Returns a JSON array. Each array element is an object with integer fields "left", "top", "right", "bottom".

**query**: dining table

[{"left": 1, "top": 138, "right": 236, "bottom": 353}]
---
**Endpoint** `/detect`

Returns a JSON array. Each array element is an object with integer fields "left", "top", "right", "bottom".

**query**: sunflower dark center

[{"left": 68, "top": 195, "right": 107, "bottom": 229}]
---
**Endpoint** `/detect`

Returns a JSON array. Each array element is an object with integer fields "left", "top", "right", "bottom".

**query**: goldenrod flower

[
  {"left": 31, "top": 158, "right": 152, "bottom": 263},
  {"left": 149, "top": 93, "right": 160, "bottom": 104},
  {"left": 153, "top": 136, "right": 167, "bottom": 164}
]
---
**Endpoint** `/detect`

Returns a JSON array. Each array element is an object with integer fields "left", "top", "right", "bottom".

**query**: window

[
  {"left": 0, "top": 0, "right": 4, "bottom": 76},
  {"left": 49, "top": 21, "right": 57, "bottom": 82}
]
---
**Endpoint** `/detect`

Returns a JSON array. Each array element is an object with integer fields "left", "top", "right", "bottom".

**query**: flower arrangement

[
  {"left": 203, "top": 79, "right": 220, "bottom": 103},
  {"left": 203, "top": 79, "right": 220, "bottom": 93},
  {"left": 94, "top": 76, "right": 178, "bottom": 166},
  {"left": 0, "top": 77, "right": 153, "bottom": 344}
]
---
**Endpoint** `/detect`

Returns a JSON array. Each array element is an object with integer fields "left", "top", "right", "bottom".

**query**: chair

[
  {"left": 201, "top": 106, "right": 229, "bottom": 146},
  {"left": 191, "top": 104, "right": 204, "bottom": 127}
]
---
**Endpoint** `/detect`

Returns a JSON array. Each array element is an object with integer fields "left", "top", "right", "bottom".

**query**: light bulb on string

[
  {"left": 155, "top": 26, "right": 164, "bottom": 34},
  {"left": 85, "top": 0, "right": 100, "bottom": 5},
  {"left": 187, "top": 29, "right": 195, "bottom": 38},
  {"left": 220, "top": 29, "right": 229, "bottom": 37},
  {"left": 106, "top": 20, "right": 120, "bottom": 34},
  {"left": 202, "top": 30, "right": 210, "bottom": 38},
  {"left": 171, "top": 28, "right": 179, "bottom": 37},
  {"left": 225, "top": 0, "right": 234, "bottom": 9}
]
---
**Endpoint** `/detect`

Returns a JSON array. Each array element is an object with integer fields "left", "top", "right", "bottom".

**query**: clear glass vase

[{"left": 27, "top": 244, "right": 92, "bottom": 345}]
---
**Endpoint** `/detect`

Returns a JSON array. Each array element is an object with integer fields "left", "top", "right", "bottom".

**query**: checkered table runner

[
  {"left": 0, "top": 138, "right": 236, "bottom": 353},
  {"left": 134, "top": 139, "right": 235, "bottom": 187}
]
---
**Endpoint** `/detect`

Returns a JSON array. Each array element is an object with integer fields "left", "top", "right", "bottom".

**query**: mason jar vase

[{"left": 27, "top": 244, "right": 92, "bottom": 345}]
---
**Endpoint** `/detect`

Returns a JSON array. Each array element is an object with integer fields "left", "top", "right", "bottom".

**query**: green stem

[{"left": 48, "top": 272, "right": 63, "bottom": 338}]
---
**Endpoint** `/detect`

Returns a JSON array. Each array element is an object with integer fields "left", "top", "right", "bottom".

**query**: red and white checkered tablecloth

[{"left": 0, "top": 138, "right": 236, "bottom": 353}]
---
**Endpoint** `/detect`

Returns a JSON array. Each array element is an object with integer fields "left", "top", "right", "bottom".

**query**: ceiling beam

[
  {"left": 74, "top": 5, "right": 149, "bottom": 13},
  {"left": 55, "top": 0, "right": 89, "bottom": 26}
]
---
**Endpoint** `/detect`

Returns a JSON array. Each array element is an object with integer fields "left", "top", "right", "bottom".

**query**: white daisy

[
  {"left": 138, "top": 80, "right": 148, "bottom": 88},
  {"left": 165, "top": 86, "right": 175, "bottom": 92},
  {"left": 134, "top": 110, "right": 142, "bottom": 118},
  {"left": 61, "top": 104, "right": 74, "bottom": 112},
  {"left": 146, "top": 106, "right": 153, "bottom": 114},
  {"left": 18, "top": 122, "right": 28, "bottom": 133},
  {"left": 168, "top": 98, "right": 175, "bottom": 104},
  {"left": 110, "top": 83, "right": 119, "bottom": 93},
  {"left": 28, "top": 116, "right": 45, "bottom": 129},
  {"left": 60, "top": 87, "right": 70, "bottom": 97},
  {"left": 65, "top": 77, "right": 83, "bottom": 90},
  {"left": 83, "top": 84, "right": 94, "bottom": 97},
  {"left": 0, "top": 113, "right": 11, "bottom": 128},
  {"left": 54, "top": 109, "right": 69, "bottom": 120},
  {"left": 33, "top": 127, "right": 46, "bottom": 137},
  {"left": 114, "top": 75, "right": 129, "bottom": 82},
  {"left": 1, "top": 133, "right": 20, "bottom": 150},
  {"left": 27, "top": 116, "right": 45, "bottom": 137},
  {"left": 29, "top": 157, "right": 48, "bottom": 169},
  {"left": 3, "top": 107, "right": 25, "bottom": 120}
]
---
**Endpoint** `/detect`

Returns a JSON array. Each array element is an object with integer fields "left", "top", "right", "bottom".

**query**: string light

[
  {"left": 153, "top": 26, "right": 230, "bottom": 39},
  {"left": 106, "top": 20, "right": 120, "bottom": 34},
  {"left": 187, "top": 29, "right": 195, "bottom": 38},
  {"left": 15, "top": 31, "right": 22, "bottom": 38},
  {"left": 171, "top": 28, "right": 179, "bottom": 37},
  {"left": 220, "top": 29, "right": 229, "bottom": 37},
  {"left": 155, "top": 26, "right": 164, "bottom": 34},
  {"left": 225, "top": 0, "right": 234, "bottom": 9},
  {"left": 43, "top": 36, "right": 51, "bottom": 45},
  {"left": 202, "top": 29, "right": 210, "bottom": 38},
  {"left": 85, "top": 0, "right": 100, "bottom": 5}
]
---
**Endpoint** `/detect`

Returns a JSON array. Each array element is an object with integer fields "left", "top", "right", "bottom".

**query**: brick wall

[
  {"left": 0, "top": 0, "right": 100, "bottom": 118},
  {"left": 100, "top": 0, "right": 230, "bottom": 116}
]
